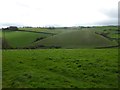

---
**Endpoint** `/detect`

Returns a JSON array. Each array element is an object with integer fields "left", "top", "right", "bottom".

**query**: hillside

[
  {"left": 34, "top": 30, "right": 118, "bottom": 48},
  {"left": 1, "top": 26, "right": 119, "bottom": 49},
  {"left": 3, "top": 31, "right": 52, "bottom": 48},
  {"left": 3, "top": 49, "right": 118, "bottom": 88}
]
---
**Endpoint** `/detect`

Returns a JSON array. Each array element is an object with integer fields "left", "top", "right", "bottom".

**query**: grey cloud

[
  {"left": 96, "top": 8, "right": 118, "bottom": 25},
  {"left": 95, "top": 18, "right": 118, "bottom": 26},
  {"left": 100, "top": 8, "right": 118, "bottom": 19}
]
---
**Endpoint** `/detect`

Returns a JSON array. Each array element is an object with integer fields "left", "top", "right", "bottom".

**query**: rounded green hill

[{"left": 35, "top": 30, "right": 117, "bottom": 48}]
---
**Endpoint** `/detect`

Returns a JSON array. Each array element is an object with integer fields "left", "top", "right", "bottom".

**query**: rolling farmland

[
  {"left": 2, "top": 26, "right": 119, "bottom": 88},
  {"left": 2, "top": 26, "right": 119, "bottom": 49},
  {"left": 34, "top": 29, "right": 117, "bottom": 48}
]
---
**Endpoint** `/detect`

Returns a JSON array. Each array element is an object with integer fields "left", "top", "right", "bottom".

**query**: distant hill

[
  {"left": 34, "top": 30, "right": 118, "bottom": 48},
  {"left": 1, "top": 27, "right": 118, "bottom": 49}
]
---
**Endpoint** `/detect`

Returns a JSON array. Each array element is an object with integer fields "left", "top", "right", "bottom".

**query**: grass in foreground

[{"left": 2, "top": 49, "right": 118, "bottom": 88}]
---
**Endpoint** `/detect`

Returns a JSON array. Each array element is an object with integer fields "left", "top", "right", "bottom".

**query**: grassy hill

[
  {"left": 1, "top": 26, "right": 119, "bottom": 49},
  {"left": 2, "top": 49, "right": 118, "bottom": 88},
  {"left": 3, "top": 31, "right": 52, "bottom": 48},
  {"left": 0, "top": 30, "right": 1, "bottom": 89},
  {"left": 34, "top": 30, "right": 118, "bottom": 48},
  {"left": 2, "top": 26, "right": 119, "bottom": 88},
  {"left": 0, "top": 30, "right": 2, "bottom": 49}
]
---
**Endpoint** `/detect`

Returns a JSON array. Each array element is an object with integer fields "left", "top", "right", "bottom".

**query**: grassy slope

[
  {"left": 94, "top": 26, "right": 119, "bottom": 39},
  {"left": 0, "top": 30, "right": 1, "bottom": 89},
  {"left": 2, "top": 27, "right": 118, "bottom": 48},
  {"left": 0, "top": 50, "right": 1, "bottom": 89},
  {"left": 3, "top": 31, "right": 51, "bottom": 48},
  {"left": 34, "top": 30, "right": 117, "bottom": 48},
  {"left": 0, "top": 30, "right": 2, "bottom": 48},
  {"left": 0, "top": 30, "right": 1, "bottom": 38},
  {"left": 2, "top": 49, "right": 118, "bottom": 88},
  {"left": 3, "top": 29, "right": 75, "bottom": 48}
]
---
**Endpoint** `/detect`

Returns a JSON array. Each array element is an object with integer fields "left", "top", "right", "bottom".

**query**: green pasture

[
  {"left": 2, "top": 49, "right": 118, "bottom": 88},
  {"left": 2, "top": 26, "right": 119, "bottom": 49},
  {"left": 3, "top": 31, "right": 51, "bottom": 48},
  {"left": 34, "top": 30, "right": 118, "bottom": 48}
]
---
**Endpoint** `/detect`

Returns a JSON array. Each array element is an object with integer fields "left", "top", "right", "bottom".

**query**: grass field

[
  {"left": 34, "top": 29, "right": 118, "bottom": 48},
  {"left": 2, "top": 26, "right": 119, "bottom": 49},
  {"left": 2, "top": 26, "right": 119, "bottom": 88},
  {"left": 2, "top": 49, "right": 118, "bottom": 88},
  {"left": 3, "top": 31, "right": 52, "bottom": 48},
  {"left": 0, "top": 45, "right": 1, "bottom": 89},
  {"left": 0, "top": 30, "right": 2, "bottom": 38},
  {"left": 0, "top": 50, "right": 2, "bottom": 89}
]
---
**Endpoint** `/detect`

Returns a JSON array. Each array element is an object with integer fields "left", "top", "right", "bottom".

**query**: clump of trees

[
  {"left": 22, "top": 26, "right": 33, "bottom": 28},
  {"left": 2, "top": 26, "right": 18, "bottom": 31},
  {"left": 48, "top": 27, "right": 55, "bottom": 30}
]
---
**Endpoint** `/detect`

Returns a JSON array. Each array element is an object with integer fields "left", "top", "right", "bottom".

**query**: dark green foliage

[
  {"left": 2, "top": 26, "right": 18, "bottom": 31},
  {"left": 34, "top": 37, "right": 45, "bottom": 42}
]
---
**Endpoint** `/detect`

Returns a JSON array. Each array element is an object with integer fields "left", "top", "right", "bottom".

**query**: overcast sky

[{"left": 0, "top": 0, "right": 119, "bottom": 27}]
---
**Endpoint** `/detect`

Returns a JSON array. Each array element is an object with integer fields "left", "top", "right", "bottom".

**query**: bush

[{"left": 34, "top": 37, "right": 45, "bottom": 42}]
